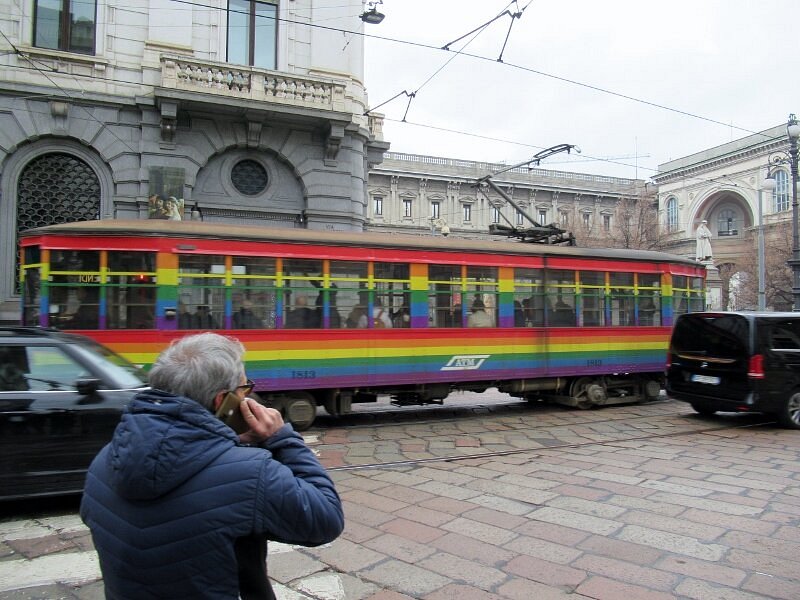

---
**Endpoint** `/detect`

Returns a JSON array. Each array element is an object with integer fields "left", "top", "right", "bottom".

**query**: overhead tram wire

[
  {"left": 1, "top": 3, "right": 783, "bottom": 186},
  {"left": 366, "top": 2, "right": 522, "bottom": 120},
  {"left": 161, "top": 0, "right": 768, "bottom": 141},
  {"left": 0, "top": 51, "right": 784, "bottom": 197}
]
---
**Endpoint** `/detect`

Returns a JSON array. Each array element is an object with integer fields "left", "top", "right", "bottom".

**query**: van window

[
  {"left": 768, "top": 320, "right": 800, "bottom": 351},
  {"left": 671, "top": 314, "right": 749, "bottom": 360}
]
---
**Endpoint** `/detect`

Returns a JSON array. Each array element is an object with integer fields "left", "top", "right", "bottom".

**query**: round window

[{"left": 231, "top": 160, "right": 268, "bottom": 196}]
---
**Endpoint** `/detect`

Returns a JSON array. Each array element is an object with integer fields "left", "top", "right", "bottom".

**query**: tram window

[
  {"left": 638, "top": 274, "right": 661, "bottom": 326},
  {"left": 107, "top": 252, "right": 156, "bottom": 283},
  {"left": 671, "top": 275, "right": 703, "bottom": 316},
  {"left": 639, "top": 274, "right": 660, "bottom": 288},
  {"left": 674, "top": 291, "right": 689, "bottom": 316},
  {"left": 429, "top": 264, "right": 462, "bottom": 328},
  {"left": 546, "top": 270, "right": 577, "bottom": 327},
  {"left": 283, "top": 260, "right": 324, "bottom": 329},
  {"left": 24, "top": 246, "right": 41, "bottom": 265},
  {"left": 580, "top": 271, "right": 606, "bottom": 327},
  {"left": 50, "top": 250, "right": 100, "bottom": 278},
  {"left": 514, "top": 268, "right": 544, "bottom": 327},
  {"left": 22, "top": 266, "right": 41, "bottom": 326},
  {"left": 330, "top": 261, "right": 368, "bottom": 329},
  {"left": 609, "top": 272, "right": 634, "bottom": 326},
  {"left": 466, "top": 266, "right": 497, "bottom": 327},
  {"left": 57, "top": 286, "right": 100, "bottom": 329},
  {"left": 232, "top": 257, "right": 277, "bottom": 329},
  {"left": 178, "top": 255, "right": 227, "bottom": 329},
  {"left": 47, "top": 249, "right": 102, "bottom": 329},
  {"left": 103, "top": 251, "right": 157, "bottom": 329},
  {"left": 374, "top": 262, "right": 410, "bottom": 329},
  {"left": 234, "top": 256, "right": 276, "bottom": 277},
  {"left": 107, "top": 286, "right": 156, "bottom": 329},
  {"left": 638, "top": 293, "right": 661, "bottom": 326},
  {"left": 283, "top": 259, "right": 323, "bottom": 278}
]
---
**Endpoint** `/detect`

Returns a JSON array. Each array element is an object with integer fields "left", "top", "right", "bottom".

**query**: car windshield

[{"left": 69, "top": 340, "right": 147, "bottom": 388}]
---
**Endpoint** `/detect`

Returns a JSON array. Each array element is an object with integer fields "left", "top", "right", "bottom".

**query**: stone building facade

[
  {"left": 366, "top": 152, "right": 646, "bottom": 240},
  {"left": 654, "top": 123, "right": 793, "bottom": 308},
  {"left": 0, "top": 0, "right": 388, "bottom": 321}
]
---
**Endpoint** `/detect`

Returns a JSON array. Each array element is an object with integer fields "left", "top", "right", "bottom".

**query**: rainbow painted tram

[{"left": 19, "top": 220, "right": 706, "bottom": 429}]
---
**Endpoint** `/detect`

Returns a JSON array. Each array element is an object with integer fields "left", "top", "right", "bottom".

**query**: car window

[
  {"left": 69, "top": 343, "right": 146, "bottom": 388},
  {"left": 0, "top": 345, "right": 29, "bottom": 391},
  {"left": 1, "top": 345, "right": 89, "bottom": 391},
  {"left": 768, "top": 320, "right": 800, "bottom": 351},
  {"left": 671, "top": 314, "right": 749, "bottom": 360}
]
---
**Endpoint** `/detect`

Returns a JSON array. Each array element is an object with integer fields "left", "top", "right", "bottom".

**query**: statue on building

[{"left": 695, "top": 219, "right": 713, "bottom": 261}]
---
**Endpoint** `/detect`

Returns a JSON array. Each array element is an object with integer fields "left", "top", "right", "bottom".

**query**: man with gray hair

[{"left": 80, "top": 333, "right": 343, "bottom": 599}]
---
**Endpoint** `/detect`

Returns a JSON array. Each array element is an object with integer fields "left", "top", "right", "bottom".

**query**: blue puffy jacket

[{"left": 80, "top": 389, "right": 344, "bottom": 599}]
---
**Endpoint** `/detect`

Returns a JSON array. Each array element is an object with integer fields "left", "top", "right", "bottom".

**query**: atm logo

[{"left": 441, "top": 355, "right": 490, "bottom": 371}]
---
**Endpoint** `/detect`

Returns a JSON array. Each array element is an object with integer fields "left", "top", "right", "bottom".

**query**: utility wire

[
  {"left": 367, "top": 2, "right": 518, "bottom": 119},
  {"left": 0, "top": 29, "right": 142, "bottom": 156},
  {"left": 160, "top": 0, "right": 767, "bottom": 141}
]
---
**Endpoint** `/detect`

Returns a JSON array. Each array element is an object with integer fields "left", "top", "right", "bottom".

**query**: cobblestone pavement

[{"left": 1, "top": 394, "right": 799, "bottom": 599}]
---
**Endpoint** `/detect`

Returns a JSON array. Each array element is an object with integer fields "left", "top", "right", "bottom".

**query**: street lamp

[
  {"left": 360, "top": 1, "right": 385, "bottom": 24},
  {"left": 764, "top": 115, "right": 800, "bottom": 310}
]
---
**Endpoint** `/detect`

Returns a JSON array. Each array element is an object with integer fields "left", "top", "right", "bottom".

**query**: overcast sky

[{"left": 362, "top": 0, "right": 799, "bottom": 180}]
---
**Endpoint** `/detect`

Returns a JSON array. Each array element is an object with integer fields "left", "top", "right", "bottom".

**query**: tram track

[
  {"left": 309, "top": 398, "right": 777, "bottom": 472},
  {"left": 311, "top": 395, "right": 684, "bottom": 433},
  {"left": 325, "top": 417, "right": 776, "bottom": 472}
]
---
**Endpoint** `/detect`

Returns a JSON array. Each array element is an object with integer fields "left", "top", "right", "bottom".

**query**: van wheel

[
  {"left": 690, "top": 402, "right": 717, "bottom": 417},
  {"left": 776, "top": 391, "right": 800, "bottom": 429}
]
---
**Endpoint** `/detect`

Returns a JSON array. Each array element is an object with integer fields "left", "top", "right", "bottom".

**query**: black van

[{"left": 666, "top": 312, "right": 800, "bottom": 429}]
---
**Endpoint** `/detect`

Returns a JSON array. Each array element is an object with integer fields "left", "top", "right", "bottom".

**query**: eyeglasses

[{"left": 234, "top": 379, "right": 255, "bottom": 396}]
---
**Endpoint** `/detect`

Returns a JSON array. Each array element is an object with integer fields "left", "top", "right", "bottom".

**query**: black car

[
  {"left": 0, "top": 327, "right": 147, "bottom": 499},
  {"left": 666, "top": 311, "right": 800, "bottom": 429}
]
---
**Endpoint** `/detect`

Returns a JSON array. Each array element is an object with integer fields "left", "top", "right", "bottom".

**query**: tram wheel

[
  {"left": 284, "top": 393, "right": 317, "bottom": 431},
  {"left": 570, "top": 377, "right": 605, "bottom": 409}
]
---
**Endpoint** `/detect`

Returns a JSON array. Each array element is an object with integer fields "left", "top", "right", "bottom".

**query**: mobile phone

[{"left": 215, "top": 392, "right": 249, "bottom": 434}]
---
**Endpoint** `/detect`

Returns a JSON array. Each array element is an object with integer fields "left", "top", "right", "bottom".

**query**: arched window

[
  {"left": 665, "top": 197, "right": 678, "bottom": 231},
  {"left": 15, "top": 152, "right": 100, "bottom": 291},
  {"left": 717, "top": 209, "right": 738, "bottom": 236},
  {"left": 17, "top": 153, "right": 100, "bottom": 232},
  {"left": 774, "top": 170, "right": 789, "bottom": 213}
]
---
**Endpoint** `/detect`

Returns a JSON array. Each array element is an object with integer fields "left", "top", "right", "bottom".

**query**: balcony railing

[{"left": 160, "top": 55, "right": 347, "bottom": 113}]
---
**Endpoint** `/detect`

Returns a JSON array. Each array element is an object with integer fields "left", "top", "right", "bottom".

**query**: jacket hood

[{"left": 105, "top": 388, "right": 238, "bottom": 500}]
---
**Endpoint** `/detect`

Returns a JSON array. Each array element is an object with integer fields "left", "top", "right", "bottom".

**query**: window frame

[
  {"left": 227, "top": 0, "right": 278, "bottom": 69},
  {"left": 402, "top": 198, "right": 413, "bottom": 218},
  {"left": 774, "top": 170, "right": 789, "bottom": 213},
  {"left": 34, "top": 0, "right": 97, "bottom": 55},
  {"left": 665, "top": 196, "right": 678, "bottom": 231}
]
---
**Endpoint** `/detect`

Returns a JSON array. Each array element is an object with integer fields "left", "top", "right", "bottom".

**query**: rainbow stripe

[{"left": 85, "top": 327, "right": 670, "bottom": 393}]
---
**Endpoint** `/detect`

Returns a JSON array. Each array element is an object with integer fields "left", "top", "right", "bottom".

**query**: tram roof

[{"left": 21, "top": 219, "right": 699, "bottom": 267}]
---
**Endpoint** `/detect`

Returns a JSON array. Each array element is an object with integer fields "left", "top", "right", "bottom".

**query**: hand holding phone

[
  {"left": 215, "top": 391, "right": 249, "bottom": 434},
  {"left": 237, "top": 399, "right": 285, "bottom": 445}
]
